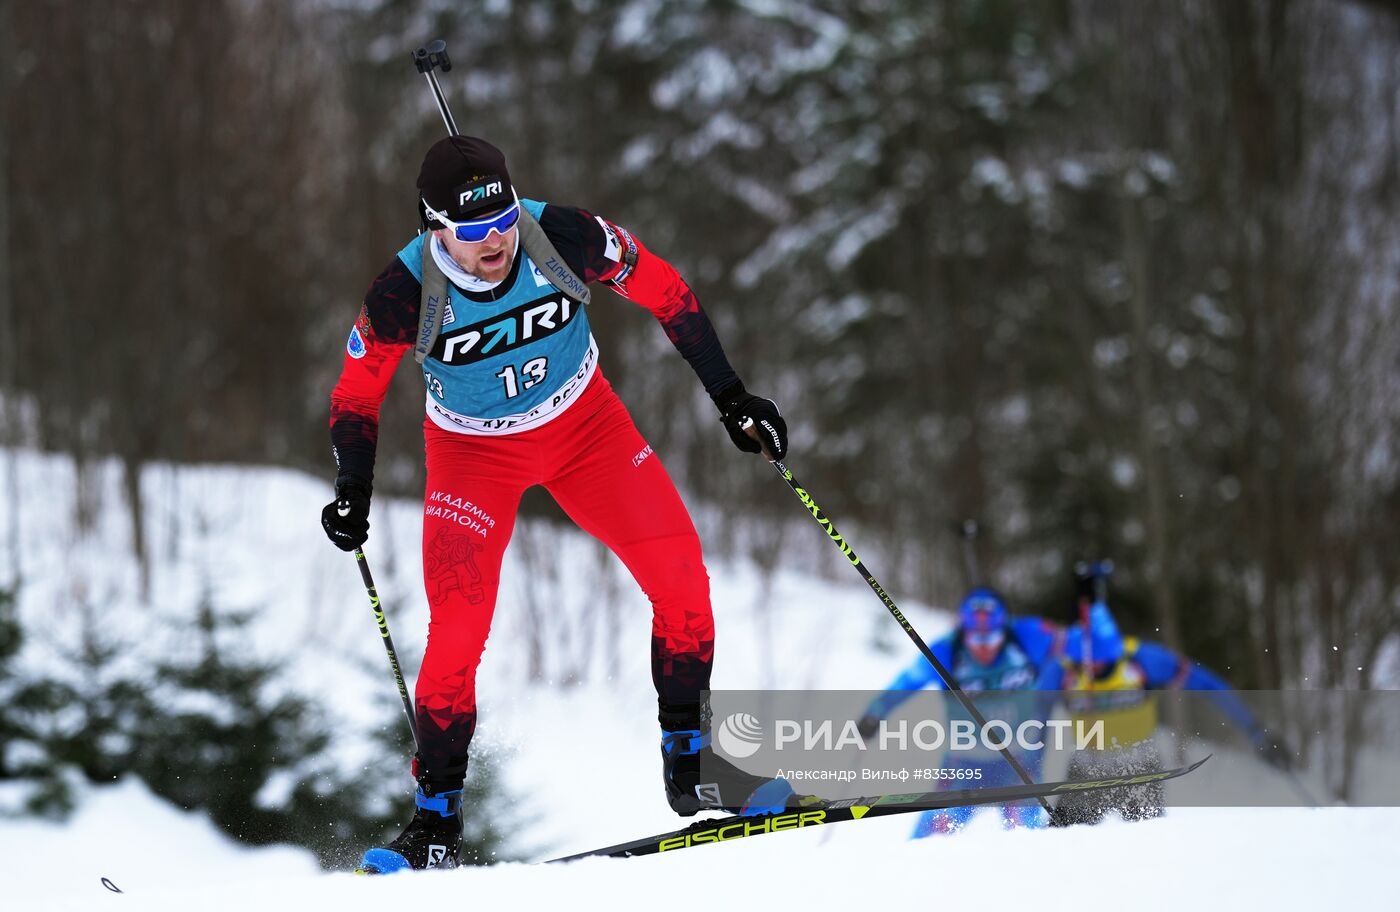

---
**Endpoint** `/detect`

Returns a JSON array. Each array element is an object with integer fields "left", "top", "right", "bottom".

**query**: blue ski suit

[{"left": 863, "top": 618, "right": 1066, "bottom": 836}]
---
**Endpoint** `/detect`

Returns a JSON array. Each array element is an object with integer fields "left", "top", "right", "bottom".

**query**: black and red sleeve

[
  {"left": 328, "top": 256, "right": 420, "bottom": 486},
  {"left": 538, "top": 204, "right": 742, "bottom": 397}
]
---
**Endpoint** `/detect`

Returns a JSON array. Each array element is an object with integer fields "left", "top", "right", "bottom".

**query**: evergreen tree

[
  {"left": 0, "top": 580, "right": 514, "bottom": 865},
  {"left": 123, "top": 590, "right": 516, "bottom": 867},
  {"left": 0, "top": 584, "right": 89, "bottom": 818}
]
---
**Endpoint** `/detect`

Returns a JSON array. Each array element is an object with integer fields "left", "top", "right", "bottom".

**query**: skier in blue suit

[{"left": 857, "top": 588, "right": 1066, "bottom": 836}]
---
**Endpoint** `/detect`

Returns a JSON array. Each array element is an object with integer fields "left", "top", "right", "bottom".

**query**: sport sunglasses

[
  {"left": 423, "top": 192, "right": 521, "bottom": 243},
  {"left": 964, "top": 629, "right": 1005, "bottom": 647}
]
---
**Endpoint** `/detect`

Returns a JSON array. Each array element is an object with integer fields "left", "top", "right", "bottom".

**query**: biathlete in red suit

[{"left": 322, "top": 136, "right": 796, "bottom": 872}]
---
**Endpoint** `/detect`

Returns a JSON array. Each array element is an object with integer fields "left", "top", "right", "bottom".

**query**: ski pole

[
  {"left": 352, "top": 545, "right": 419, "bottom": 750},
  {"left": 1074, "top": 560, "right": 1112, "bottom": 674},
  {"left": 743, "top": 430, "right": 1052, "bottom": 813},
  {"left": 1285, "top": 768, "right": 1323, "bottom": 806},
  {"left": 413, "top": 39, "right": 460, "bottom": 137},
  {"left": 957, "top": 518, "right": 982, "bottom": 587}
]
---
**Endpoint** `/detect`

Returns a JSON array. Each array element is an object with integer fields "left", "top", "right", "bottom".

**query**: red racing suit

[{"left": 329, "top": 202, "right": 741, "bottom": 783}]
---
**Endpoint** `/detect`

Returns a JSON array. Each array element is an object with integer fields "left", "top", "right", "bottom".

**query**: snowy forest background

[{"left": 1, "top": 0, "right": 1398, "bottom": 869}]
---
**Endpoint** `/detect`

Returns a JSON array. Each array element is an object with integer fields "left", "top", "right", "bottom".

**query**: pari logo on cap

[
  {"left": 450, "top": 174, "right": 511, "bottom": 217},
  {"left": 459, "top": 180, "right": 504, "bottom": 207}
]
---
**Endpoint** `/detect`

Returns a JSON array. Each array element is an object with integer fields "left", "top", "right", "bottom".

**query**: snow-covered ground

[
  {"left": 6, "top": 778, "right": 1396, "bottom": 911},
  {"left": 0, "top": 448, "right": 1392, "bottom": 910}
]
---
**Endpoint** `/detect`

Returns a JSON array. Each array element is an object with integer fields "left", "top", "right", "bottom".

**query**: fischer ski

[{"left": 548, "top": 755, "right": 1209, "bottom": 862}]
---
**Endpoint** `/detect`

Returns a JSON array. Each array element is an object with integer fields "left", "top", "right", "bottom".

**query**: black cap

[{"left": 416, "top": 136, "right": 514, "bottom": 224}]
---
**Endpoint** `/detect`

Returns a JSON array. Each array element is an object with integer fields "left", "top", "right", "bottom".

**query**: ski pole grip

[
  {"left": 740, "top": 418, "right": 776, "bottom": 462},
  {"left": 413, "top": 39, "right": 452, "bottom": 74},
  {"left": 1075, "top": 559, "right": 1114, "bottom": 580}
]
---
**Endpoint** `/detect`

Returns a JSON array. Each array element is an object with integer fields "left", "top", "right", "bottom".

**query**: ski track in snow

[
  {"left": 0, "top": 449, "right": 1390, "bottom": 909},
  {"left": 3, "top": 782, "right": 1395, "bottom": 911}
]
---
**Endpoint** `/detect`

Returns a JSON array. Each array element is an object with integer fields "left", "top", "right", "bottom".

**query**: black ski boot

[
  {"left": 660, "top": 701, "right": 798, "bottom": 817},
  {"left": 357, "top": 780, "right": 464, "bottom": 874}
]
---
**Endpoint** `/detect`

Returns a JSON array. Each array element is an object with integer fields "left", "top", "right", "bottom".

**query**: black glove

[
  {"left": 856, "top": 714, "right": 881, "bottom": 741},
  {"left": 713, "top": 382, "right": 788, "bottom": 460},
  {"left": 321, "top": 474, "right": 372, "bottom": 552}
]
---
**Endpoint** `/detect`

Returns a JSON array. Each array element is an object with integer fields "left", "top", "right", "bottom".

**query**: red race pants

[{"left": 414, "top": 371, "right": 714, "bottom": 781}]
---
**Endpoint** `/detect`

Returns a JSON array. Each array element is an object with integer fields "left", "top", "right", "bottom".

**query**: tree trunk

[
  {"left": 0, "top": 0, "right": 20, "bottom": 587},
  {"left": 1123, "top": 190, "right": 1182, "bottom": 653}
]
